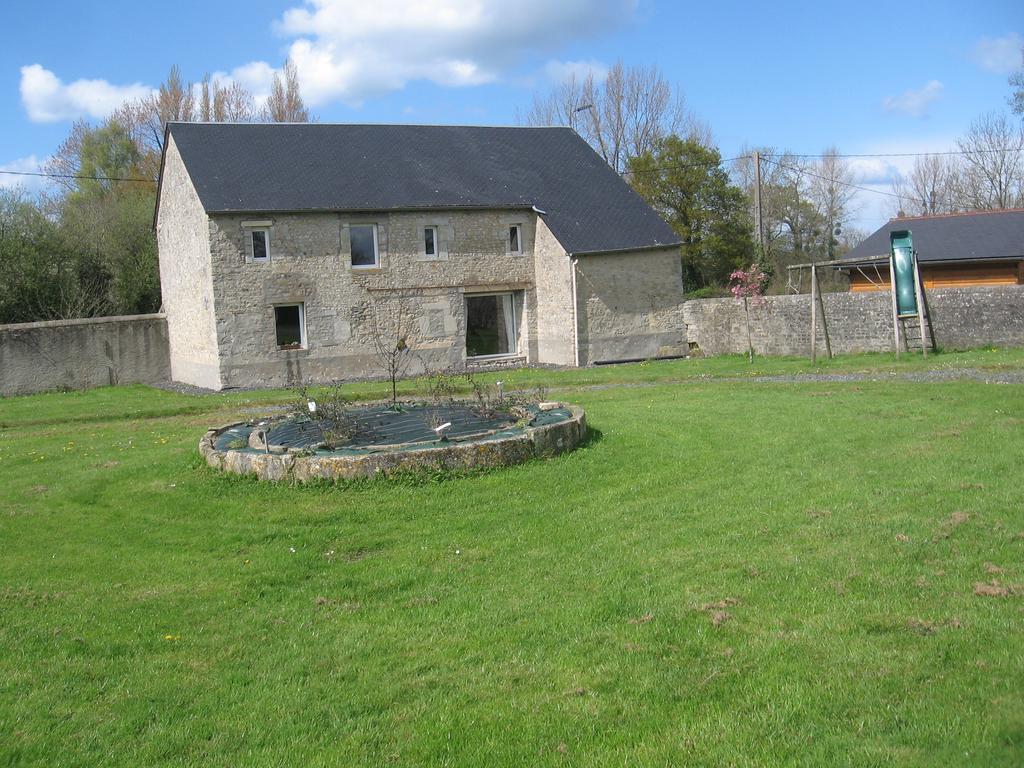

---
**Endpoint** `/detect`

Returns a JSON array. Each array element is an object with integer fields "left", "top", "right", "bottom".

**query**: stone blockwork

[
  {"left": 200, "top": 404, "right": 587, "bottom": 482},
  {"left": 0, "top": 314, "right": 169, "bottom": 396},
  {"left": 155, "top": 136, "right": 221, "bottom": 389},
  {"left": 684, "top": 285, "right": 1024, "bottom": 356},
  {"left": 532, "top": 218, "right": 576, "bottom": 365},
  {"left": 576, "top": 248, "right": 687, "bottom": 364},
  {"left": 208, "top": 208, "right": 539, "bottom": 388}
]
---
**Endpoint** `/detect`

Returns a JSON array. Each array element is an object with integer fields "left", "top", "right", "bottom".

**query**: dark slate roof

[
  {"left": 163, "top": 122, "right": 681, "bottom": 256},
  {"left": 841, "top": 209, "right": 1024, "bottom": 266}
]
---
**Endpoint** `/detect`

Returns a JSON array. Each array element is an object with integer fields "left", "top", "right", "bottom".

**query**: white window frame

[
  {"left": 508, "top": 224, "right": 523, "bottom": 255},
  {"left": 273, "top": 302, "right": 307, "bottom": 351},
  {"left": 465, "top": 291, "right": 518, "bottom": 360},
  {"left": 350, "top": 223, "right": 380, "bottom": 269},
  {"left": 250, "top": 228, "right": 271, "bottom": 262},
  {"left": 423, "top": 225, "right": 439, "bottom": 259}
]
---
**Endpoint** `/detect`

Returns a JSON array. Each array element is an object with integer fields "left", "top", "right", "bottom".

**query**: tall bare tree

[
  {"left": 138, "top": 66, "right": 196, "bottom": 152},
  {"left": 520, "top": 61, "right": 706, "bottom": 173},
  {"left": 733, "top": 148, "right": 815, "bottom": 269},
  {"left": 1009, "top": 45, "right": 1024, "bottom": 116},
  {"left": 199, "top": 75, "right": 256, "bottom": 122},
  {"left": 953, "top": 112, "right": 1024, "bottom": 210},
  {"left": 891, "top": 154, "right": 956, "bottom": 216},
  {"left": 262, "top": 60, "right": 311, "bottom": 123},
  {"left": 807, "top": 147, "right": 858, "bottom": 259}
]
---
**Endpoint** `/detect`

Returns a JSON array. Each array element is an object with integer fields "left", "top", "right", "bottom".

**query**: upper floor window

[
  {"left": 424, "top": 226, "right": 438, "bottom": 259},
  {"left": 509, "top": 224, "right": 522, "bottom": 255},
  {"left": 350, "top": 224, "right": 379, "bottom": 268},
  {"left": 251, "top": 228, "right": 270, "bottom": 261}
]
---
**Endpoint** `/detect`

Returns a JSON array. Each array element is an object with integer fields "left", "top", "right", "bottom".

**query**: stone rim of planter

[{"left": 199, "top": 403, "right": 586, "bottom": 482}]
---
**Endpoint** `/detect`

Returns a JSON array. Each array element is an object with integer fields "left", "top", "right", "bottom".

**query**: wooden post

[
  {"left": 912, "top": 252, "right": 928, "bottom": 357},
  {"left": 814, "top": 266, "right": 833, "bottom": 359},
  {"left": 810, "top": 263, "right": 818, "bottom": 363},
  {"left": 889, "top": 254, "right": 901, "bottom": 358}
]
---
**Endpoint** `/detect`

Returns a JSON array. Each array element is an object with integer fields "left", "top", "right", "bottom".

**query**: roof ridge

[
  {"left": 166, "top": 121, "right": 574, "bottom": 130},
  {"left": 890, "top": 207, "right": 1024, "bottom": 222}
]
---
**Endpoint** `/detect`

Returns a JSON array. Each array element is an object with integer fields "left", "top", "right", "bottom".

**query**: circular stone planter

[{"left": 199, "top": 402, "right": 586, "bottom": 482}]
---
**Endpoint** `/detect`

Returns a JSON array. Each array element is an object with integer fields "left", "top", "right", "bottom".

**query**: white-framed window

[
  {"left": 250, "top": 228, "right": 270, "bottom": 261},
  {"left": 274, "top": 303, "right": 306, "bottom": 350},
  {"left": 465, "top": 292, "right": 517, "bottom": 358},
  {"left": 350, "top": 224, "right": 379, "bottom": 268},
  {"left": 508, "top": 224, "right": 523, "bottom": 255},
  {"left": 424, "top": 226, "right": 439, "bottom": 259}
]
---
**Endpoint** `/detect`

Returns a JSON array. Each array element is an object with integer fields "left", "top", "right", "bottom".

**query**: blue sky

[{"left": 1, "top": 0, "right": 1021, "bottom": 230}]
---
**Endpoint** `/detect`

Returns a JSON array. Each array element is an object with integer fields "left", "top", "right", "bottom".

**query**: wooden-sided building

[{"left": 839, "top": 209, "right": 1024, "bottom": 292}]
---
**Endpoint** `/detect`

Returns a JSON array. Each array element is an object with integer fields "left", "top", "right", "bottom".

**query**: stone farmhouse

[{"left": 154, "top": 122, "right": 686, "bottom": 390}]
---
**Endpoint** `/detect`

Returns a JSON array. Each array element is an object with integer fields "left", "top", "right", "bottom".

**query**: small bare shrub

[{"left": 289, "top": 381, "right": 362, "bottom": 449}]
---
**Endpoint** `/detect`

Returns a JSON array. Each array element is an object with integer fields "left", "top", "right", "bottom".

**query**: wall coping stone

[{"left": 0, "top": 313, "right": 166, "bottom": 333}]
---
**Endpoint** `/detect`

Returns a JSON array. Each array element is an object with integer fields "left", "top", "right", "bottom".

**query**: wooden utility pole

[{"left": 753, "top": 151, "right": 764, "bottom": 252}]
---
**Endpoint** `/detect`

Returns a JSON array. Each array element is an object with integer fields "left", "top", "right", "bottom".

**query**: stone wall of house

[
  {"left": 575, "top": 247, "right": 688, "bottom": 364},
  {"left": 208, "top": 209, "right": 540, "bottom": 388},
  {"left": 684, "top": 285, "right": 1024, "bottom": 356},
  {"left": 532, "top": 218, "right": 576, "bottom": 366},
  {"left": 0, "top": 314, "right": 169, "bottom": 396},
  {"left": 155, "top": 136, "right": 222, "bottom": 389}
]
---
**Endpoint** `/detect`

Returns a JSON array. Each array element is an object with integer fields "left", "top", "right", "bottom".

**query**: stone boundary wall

[
  {"left": 3, "top": 284, "right": 1023, "bottom": 397},
  {"left": 200, "top": 405, "right": 587, "bottom": 482},
  {"left": 0, "top": 314, "right": 169, "bottom": 396},
  {"left": 683, "top": 285, "right": 1024, "bottom": 357}
]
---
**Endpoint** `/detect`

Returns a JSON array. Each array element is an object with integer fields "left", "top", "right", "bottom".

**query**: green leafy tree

[
  {"left": 43, "top": 120, "right": 161, "bottom": 318},
  {"left": 628, "top": 136, "right": 755, "bottom": 292},
  {"left": 0, "top": 189, "right": 109, "bottom": 323}
]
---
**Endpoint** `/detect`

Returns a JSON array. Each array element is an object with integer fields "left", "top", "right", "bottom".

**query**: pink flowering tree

[{"left": 729, "top": 264, "right": 769, "bottom": 362}]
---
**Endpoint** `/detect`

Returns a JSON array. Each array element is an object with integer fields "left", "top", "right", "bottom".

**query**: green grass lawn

[{"left": 1, "top": 353, "right": 1023, "bottom": 766}]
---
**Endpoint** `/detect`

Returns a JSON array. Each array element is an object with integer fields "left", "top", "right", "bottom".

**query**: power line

[
  {"left": 761, "top": 154, "right": 905, "bottom": 199},
  {"left": 3, "top": 144, "right": 1018, "bottom": 187},
  {"left": 784, "top": 147, "right": 1021, "bottom": 159},
  {"left": 0, "top": 169, "right": 156, "bottom": 183},
  {"left": 621, "top": 154, "right": 750, "bottom": 175}
]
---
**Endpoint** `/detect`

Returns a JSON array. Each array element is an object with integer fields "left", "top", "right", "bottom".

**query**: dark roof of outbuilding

[
  {"left": 841, "top": 208, "right": 1024, "bottom": 266},
  {"left": 162, "top": 122, "right": 681, "bottom": 256}
]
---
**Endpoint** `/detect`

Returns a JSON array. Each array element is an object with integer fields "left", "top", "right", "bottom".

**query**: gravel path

[
  {"left": 151, "top": 365, "right": 1024, "bottom": 398},
  {"left": 712, "top": 368, "right": 1024, "bottom": 385}
]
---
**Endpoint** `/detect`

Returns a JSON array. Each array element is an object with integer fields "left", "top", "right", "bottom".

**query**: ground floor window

[
  {"left": 274, "top": 304, "right": 306, "bottom": 350},
  {"left": 466, "top": 293, "right": 516, "bottom": 358}
]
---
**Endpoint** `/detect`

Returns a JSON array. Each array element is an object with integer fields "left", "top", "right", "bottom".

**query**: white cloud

[
  {"left": 843, "top": 136, "right": 959, "bottom": 231},
  {"left": 972, "top": 32, "right": 1023, "bottom": 75},
  {"left": 881, "top": 80, "right": 944, "bottom": 118},
  {"left": 543, "top": 59, "right": 609, "bottom": 84},
  {"left": 19, "top": 64, "right": 153, "bottom": 123},
  {"left": 269, "top": 0, "right": 634, "bottom": 106},
  {"left": 0, "top": 155, "right": 50, "bottom": 193}
]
